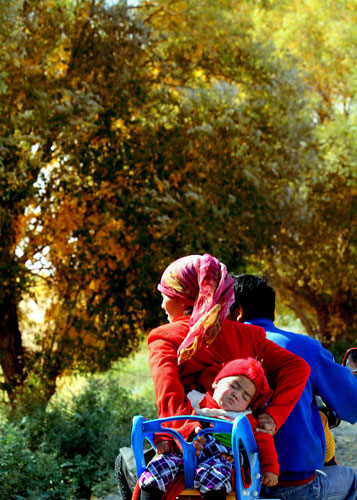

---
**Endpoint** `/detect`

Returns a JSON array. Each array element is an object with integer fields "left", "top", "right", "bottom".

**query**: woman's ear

[{"left": 212, "top": 381, "right": 218, "bottom": 389}]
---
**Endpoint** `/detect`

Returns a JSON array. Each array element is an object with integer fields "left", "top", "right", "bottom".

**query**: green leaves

[
  {"left": 244, "top": 0, "right": 357, "bottom": 343},
  {"left": 1, "top": 0, "right": 356, "bottom": 404}
]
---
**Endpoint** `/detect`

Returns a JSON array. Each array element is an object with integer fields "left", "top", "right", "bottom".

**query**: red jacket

[{"left": 148, "top": 316, "right": 310, "bottom": 442}]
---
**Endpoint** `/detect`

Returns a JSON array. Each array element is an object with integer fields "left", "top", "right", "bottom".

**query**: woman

[{"left": 148, "top": 254, "right": 310, "bottom": 453}]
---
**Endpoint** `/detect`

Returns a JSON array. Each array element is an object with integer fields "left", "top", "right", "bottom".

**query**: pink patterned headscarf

[{"left": 158, "top": 254, "right": 235, "bottom": 365}]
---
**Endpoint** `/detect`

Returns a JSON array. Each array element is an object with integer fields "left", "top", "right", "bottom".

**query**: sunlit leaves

[
  {"left": 2, "top": 0, "right": 355, "bottom": 404},
  {"left": 245, "top": 0, "right": 357, "bottom": 342}
]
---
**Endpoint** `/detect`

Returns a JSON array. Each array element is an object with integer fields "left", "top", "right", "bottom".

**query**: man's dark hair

[{"left": 232, "top": 274, "right": 275, "bottom": 321}]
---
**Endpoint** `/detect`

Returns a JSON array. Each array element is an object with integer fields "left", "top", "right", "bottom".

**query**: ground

[{"left": 332, "top": 420, "right": 357, "bottom": 471}]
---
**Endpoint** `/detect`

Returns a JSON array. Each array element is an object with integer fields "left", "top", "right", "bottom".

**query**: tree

[
  {"left": 0, "top": 0, "right": 160, "bottom": 402},
  {"left": 238, "top": 0, "right": 357, "bottom": 343},
  {"left": 0, "top": 0, "right": 318, "bottom": 404}
]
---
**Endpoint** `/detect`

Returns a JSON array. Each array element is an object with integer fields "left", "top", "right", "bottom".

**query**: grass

[
  {"left": 54, "top": 341, "right": 155, "bottom": 406},
  {"left": 109, "top": 343, "right": 155, "bottom": 400}
]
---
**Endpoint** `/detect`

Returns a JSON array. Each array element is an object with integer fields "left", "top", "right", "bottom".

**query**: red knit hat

[{"left": 213, "top": 357, "right": 273, "bottom": 411}]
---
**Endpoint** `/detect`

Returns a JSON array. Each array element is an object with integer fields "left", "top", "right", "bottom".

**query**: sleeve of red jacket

[
  {"left": 247, "top": 414, "right": 279, "bottom": 476},
  {"left": 148, "top": 323, "right": 200, "bottom": 443},
  {"left": 258, "top": 337, "right": 311, "bottom": 431}
]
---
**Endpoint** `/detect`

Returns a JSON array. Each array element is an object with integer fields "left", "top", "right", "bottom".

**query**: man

[{"left": 232, "top": 274, "right": 357, "bottom": 500}]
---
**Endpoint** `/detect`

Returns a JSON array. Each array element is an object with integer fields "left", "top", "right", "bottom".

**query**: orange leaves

[
  {"left": 53, "top": 197, "right": 87, "bottom": 235},
  {"left": 6, "top": 0, "right": 356, "bottom": 399}
]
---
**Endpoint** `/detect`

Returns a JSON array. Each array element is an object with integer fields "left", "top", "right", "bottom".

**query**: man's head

[
  {"left": 212, "top": 357, "right": 273, "bottom": 412},
  {"left": 231, "top": 274, "right": 275, "bottom": 322}
]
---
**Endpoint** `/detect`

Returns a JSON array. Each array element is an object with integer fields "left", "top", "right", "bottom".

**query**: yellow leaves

[
  {"left": 45, "top": 198, "right": 86, "bottom": 263},
  {"left": 155, "top": 177, "right": 165, "bottom": 193},
  {"left": 97, "top": 180, "right": 115, "bottom": 200},
  {"left": 57, "top": 197, "right": 87, "bottom": 232},
  {"left": 307, "top": 277, "right": 320, "bottom": 291},
  {"left": 112, "top": 118, "right": 125, "bottom": 130},
  {"left": 111, "top": 118, "right": 131, "bottom": 138},
  {"left": 88, "top": 279, "right": 101, "bottom": 292},
  {"left": 14, "top": 90, "right": 26, "bottom": 111},
  {"left": 168, "top": 171, "right": 182, "bottom": 188},
  {"left": 33, "top": 178, "right": 139, "bottom": 271},
  {"left": 84, "top": 215, "right": 139, "bottom": 269},
  {"left": 253, "top": 0, "right": 357, "bottom": 102},
  {"left": 146, "top": 0, "right": 189, "bottom": 30},
  {"left": 13, "top": 211, "right": 31, "bottom": 251},
  {"left": 193, "top": 68, "right": 207, "bottom": 82},
  {"left": 56, "top": 60, "right": 69, "bottom": 75}
]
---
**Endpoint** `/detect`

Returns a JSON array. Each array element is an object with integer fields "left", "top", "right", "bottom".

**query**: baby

[{"left": 139, "top": 358, "right": 278, "bottom": 500}]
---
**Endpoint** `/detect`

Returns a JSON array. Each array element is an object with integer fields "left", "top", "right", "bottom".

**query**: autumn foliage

[{"left": 0, "top": 0, "right": 356, "bottom": 404}]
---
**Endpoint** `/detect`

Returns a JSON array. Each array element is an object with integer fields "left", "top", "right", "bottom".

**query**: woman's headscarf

[{"left": 158, "top": 254, "right": 235, "bottom": 365}]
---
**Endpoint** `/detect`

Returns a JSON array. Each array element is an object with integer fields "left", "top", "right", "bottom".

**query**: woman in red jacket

[{"left": 140, "top": 254, "right": 310, "bottom": 500}]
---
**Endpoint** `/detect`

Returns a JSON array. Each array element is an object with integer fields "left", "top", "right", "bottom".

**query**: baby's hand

[
  {"left": 156, "top": 440, "right": 173, "bottom": 454},
  {"left": 261, "top": 472, "right": 278, "bottom": 487},
  {"left": 256, "top": 413, "right": 277, "bottom": 436},
  {"left": 193, "top": 426, "right": 206, "bottom": 457}
]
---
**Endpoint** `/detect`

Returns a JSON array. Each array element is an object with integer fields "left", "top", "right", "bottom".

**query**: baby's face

[{"left": 212, "top": 375, "right": 256, "bottom": 412}]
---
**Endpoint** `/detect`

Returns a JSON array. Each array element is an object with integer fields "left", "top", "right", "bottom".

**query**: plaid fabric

[
  {"left": 139, "top": 435, "right": 233, "bottom": 494},
  {"left": 194, "top": 434, "right": 233, "bottom": 493},
  {"left": 198, "top": 433, "right": 233, "bottom": 460},
  {"left": 139, "top": 452, "right": 184, "bottom": 492}
]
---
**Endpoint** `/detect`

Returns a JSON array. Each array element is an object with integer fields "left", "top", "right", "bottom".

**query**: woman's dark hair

[{"left": 232, "top": 274, "right": 275, "bottom": 321}]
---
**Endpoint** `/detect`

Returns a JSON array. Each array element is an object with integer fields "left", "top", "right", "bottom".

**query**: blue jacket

[{"left": 248, "top": 318, "right": 357, "bottom": 481}]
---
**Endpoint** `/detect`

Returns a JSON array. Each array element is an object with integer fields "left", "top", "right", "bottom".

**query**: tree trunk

[{"left": 0, "top": 291, "right": 26, "bottom": 404}]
